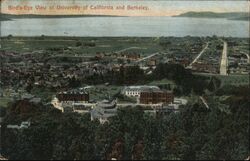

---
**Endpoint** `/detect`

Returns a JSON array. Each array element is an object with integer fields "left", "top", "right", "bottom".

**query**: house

[
  {"left": 120, "top": 52, "right": 141, "bottom": 60},
  {"left": 95, "top": 52, "right": 105, "bottom": 59},
  {"left": 147, "top": 59, "right": 157, "bottom": 67}
]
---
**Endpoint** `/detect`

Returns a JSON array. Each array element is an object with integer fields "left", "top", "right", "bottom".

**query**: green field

[
  {"left": 217, "top": 74, "right": 249, "bottom": 86},
  {"left": 148, "top": 79, "right": 175, "bottom": 86},
  {"left": 0, "top": 37, "right": 162, "bottom": 56},
  {"left": 84, "top": 85, "right": 122, "bottom": 101},
  {"left": 195, "top": 73, "right": 249, "bottom": 87}
]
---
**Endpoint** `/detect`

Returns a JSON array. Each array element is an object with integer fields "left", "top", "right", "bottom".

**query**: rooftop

[{"left": 123, "top": 85, "right": 160, "bottom": 92}]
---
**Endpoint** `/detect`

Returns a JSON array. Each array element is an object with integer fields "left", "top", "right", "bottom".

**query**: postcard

[{"left": 0, "top": 0, "right": 249, "bottom": 160}]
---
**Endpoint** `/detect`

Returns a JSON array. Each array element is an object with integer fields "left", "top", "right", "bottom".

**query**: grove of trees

[{"left": 1, "top": 92, "right": 249, "bottom": 160}]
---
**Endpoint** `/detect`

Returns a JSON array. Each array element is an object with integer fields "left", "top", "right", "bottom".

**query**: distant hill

[
  {"left": 229, "top": 16, "right": 249, "bottom": 21},
  {"left": 0, "top": 18, "right": 10, "bottom": 21},
  {"left": 174, "top": 12, "right": 249, "bottom": 21},
  {"left": 0, "top": 15, "right": 11, "bottom": 21},
  {"left": 0, "top": 13, "right": 123, "bottom": 20}
]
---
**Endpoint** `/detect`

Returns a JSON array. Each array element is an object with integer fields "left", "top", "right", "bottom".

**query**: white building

[
  {"left": 121, "top": 86, "right": 160, "bottom": 97},
  {"left": 7, "top": 121, "right": 31, "bottom": 129}
]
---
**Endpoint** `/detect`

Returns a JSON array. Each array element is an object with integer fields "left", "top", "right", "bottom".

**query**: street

[{"left": 220, "top": 41, "right": 228, "bottom": 75}]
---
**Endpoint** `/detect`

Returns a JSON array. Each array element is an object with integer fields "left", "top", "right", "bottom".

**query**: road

[
  {"left": 136, "top": 52, "right": 159, "bottom": 63},
  {"left": 220, "top": 41, "right": 228, "bottom": 75},
  {"left": 115, "top": 47, "right": 142, "bottom": 54},
  {"left": 188, "top": 42, "right": 209, "bottom": 68},
  {"left": 200, "top": 96, "right": 209, "bottom": 109},
  {"left": 117, "top": 103, "right": 163, "bottom": 108}
]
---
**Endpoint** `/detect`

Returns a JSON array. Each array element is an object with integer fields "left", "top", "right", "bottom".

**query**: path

[
  {"left": 188, "top": 42, "right": 209, "bottom": 68},
  {"left": 220, "top": 41, "right": 228, "bottom": 75},
  {"left": 135, "top": 52, "right": 159, "bottom": 63}
]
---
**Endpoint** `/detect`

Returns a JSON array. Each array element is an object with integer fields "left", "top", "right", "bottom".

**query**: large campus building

[
  {"left": 56, "top": 91, "right": 89, "bottom": 103},
  {"left": 52, "top": 89, "right": 91, "bottom": 112},
  {"left": 122, "top": 85, "right": 174, "bottom": 105},
  {"left": 121, "top": 86, "right": 160, "bottom": 97},
  {"left": 140, "top": 90, "right": 174, "bottom": 105}
]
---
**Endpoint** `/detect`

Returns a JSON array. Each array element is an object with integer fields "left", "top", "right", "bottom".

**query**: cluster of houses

[
  {"left": 95, "top": 52, "right": 141, "bottom": 61},
  {"left": 228, "top": 53, "right": 249, "bottom": 74},
  {"left": 0, "top": 49, "right": 160, "bottom": 92},
  {"left": 191, "top": 61, "right": 219, "bottom": 74}
]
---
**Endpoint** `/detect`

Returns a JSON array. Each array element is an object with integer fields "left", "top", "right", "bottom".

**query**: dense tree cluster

[
  {"left": 85, "top": 65, "right": 145, "bottom": 85},
  {"left": 84, "top": 63, "right": 212, "bottom": 96},
  {"left": 1, "top": 94, "right": 249, "bottom": 160},
  {"left": 151, "top": 63, "right": 210, "bottom": 95}
]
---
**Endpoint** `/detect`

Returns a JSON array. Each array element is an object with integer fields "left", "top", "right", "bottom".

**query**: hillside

[
  {"left": 230, "top": 16, "right": 249, "bottom": 21},
  {"left": 0, "top": 13, "right": 122, "bottom": 20},
  {"left": 0, "top": 15, "right": 11, "bottom": 21},
  {"left": 174, "top": 12, "right": 249, "bottom": 21}
]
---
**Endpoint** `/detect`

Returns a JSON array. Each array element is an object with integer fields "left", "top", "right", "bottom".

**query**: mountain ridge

[
  {"left": 174, "top": 11, "right": 249, "bottom": 21},
  {"left": 0, "top": 13, "right": 125, "bottom": 20}
]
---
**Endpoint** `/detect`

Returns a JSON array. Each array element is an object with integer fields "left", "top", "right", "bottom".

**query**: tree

[{"left": 76, "top": 41, "right": 82, "bottom": 47}]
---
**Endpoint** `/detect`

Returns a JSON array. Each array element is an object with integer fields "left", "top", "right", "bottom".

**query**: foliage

[
  {"left": 151, "top": 63, "right": 209, "bottom": 95},
  {"left": 1, "top": 93, "right": 249, "bottom": 160}
]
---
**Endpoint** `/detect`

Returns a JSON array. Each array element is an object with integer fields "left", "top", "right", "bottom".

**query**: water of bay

[{"left": 1, "top": 16, "right": 249, "bottom": 37}]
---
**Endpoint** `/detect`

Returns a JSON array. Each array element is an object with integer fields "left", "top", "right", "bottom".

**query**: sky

[{"left": 1, "top": 0, "right": 249, "bottom": 16}]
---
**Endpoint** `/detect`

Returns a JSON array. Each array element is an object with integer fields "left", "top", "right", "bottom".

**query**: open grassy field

[
  {"left": 148, "top": 79, "right": 175, "bottom": 86},
  {"left": 0, "top": 37, "right": 162, "bottom": 56},
  {"left": 195, "top": 73, "right": 249, "bottom": 87},
  {"left": 217, "top": 74, "right": 249, "bottom": 86},
  {"left": 84, "top": 85, "right": 123, "bottom": 101}
]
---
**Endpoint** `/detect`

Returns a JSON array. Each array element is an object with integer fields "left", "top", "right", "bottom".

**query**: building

[
  {"left": 52, "top": 88, "right": 91, "bottom": 112},
  {"left": 147, "top": 59, "right": 157, "bottom": 67},
  {"left": 56, "top": 90, "right": 89, "bottom": 103},
  {"left": 7, "top": 121, "right": 31, "bottom": 129},
  {"left": 121, "top": 86, "right": 160, "bottom": 97},
  {"left": 120, "top": 52, "right": 141, "bottom": 60},
  {"left": 0, "top": 155, "right": 8, "bottom": 160},
  {"left": 140, "top": 89, "right": 174, "bottom": 105},
  {"left": 91, "top": 100, "right": 117, "bottom": 124}
]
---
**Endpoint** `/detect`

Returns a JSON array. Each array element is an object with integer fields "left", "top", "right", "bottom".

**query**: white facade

[
  {"left": 51, "top": 97, "right": 95, "bottom": 113},
  {"left": 122, "top": 86, "right": 160, "bottom": 97},
  {"left": 7, "top": 121, "right": 31, "bottom": 129},
  {"left": 51, "top": 97, "right": 64, "bottom": 112},
  {"left": 125, "top": 89, "right": 140, "bottom": 97}
]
